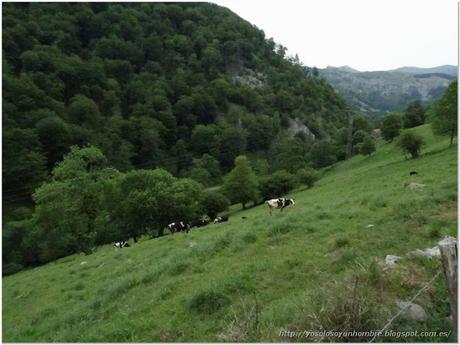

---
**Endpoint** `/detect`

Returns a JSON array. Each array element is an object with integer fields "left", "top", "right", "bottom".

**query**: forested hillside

[{"left": 3, "top": 2, "right": 349, "bottom": 206}]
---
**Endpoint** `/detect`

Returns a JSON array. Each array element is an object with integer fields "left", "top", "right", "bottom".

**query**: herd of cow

[
  {"left": 167, "top": 215, "right": 229, "bottom": 234},
  {"left": 113, "top": 197, "right": 295, "bottom": 249}
]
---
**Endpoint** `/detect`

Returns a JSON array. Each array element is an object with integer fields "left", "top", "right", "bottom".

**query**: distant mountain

[
  {"left": 393, "top": 65, "right": 457, "bottom": 76},
  {"left": 320, "top": 65, "right": 457, "bottom": 116}
]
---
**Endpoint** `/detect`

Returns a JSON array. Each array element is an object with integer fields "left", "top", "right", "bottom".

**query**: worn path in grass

[{"left": 3, "top": 124, "right": 457, "bottom": 342}]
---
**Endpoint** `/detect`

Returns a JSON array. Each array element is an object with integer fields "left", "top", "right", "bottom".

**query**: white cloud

[{"left": 212, "top": 0, "right": 458, "bottom": 71}]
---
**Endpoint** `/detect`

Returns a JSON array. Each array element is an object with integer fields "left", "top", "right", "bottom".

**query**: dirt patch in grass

[{"left": 430, "top": 202, "right": 457, "bottom": 222}]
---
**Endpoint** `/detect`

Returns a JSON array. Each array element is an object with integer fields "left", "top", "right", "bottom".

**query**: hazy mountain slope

[{"left": 320, "top": 65, "right": 456, "bottom": 115}]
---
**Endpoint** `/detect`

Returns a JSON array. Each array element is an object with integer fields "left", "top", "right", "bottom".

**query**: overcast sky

[{"left": 212, "top": 0, "right": 458, "bottom": 71}]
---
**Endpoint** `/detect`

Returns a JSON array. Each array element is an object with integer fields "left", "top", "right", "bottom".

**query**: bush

[
  {"left": 403, "top": 100, "right": 425, "bottom": 128},
  {"left": 397, "top": 132, "right": 424, "bottom": 159},
  {"left": 201, "top": 190, "right": 230, "bottom": 220},
  {"left": 381, "top": 113, "right": 402, "bottom": 142},
  {"left": 358, "top": 136, "right": 376, "bottom": 156},
  {"left": 296, "top": 167, "right": 318, "bottom": 188},
  {"left": 188, "top": 290, "right": 230, "bottom": 314},
  {"left": 258, "top": 170, "right": 295, "bottom": 200}
]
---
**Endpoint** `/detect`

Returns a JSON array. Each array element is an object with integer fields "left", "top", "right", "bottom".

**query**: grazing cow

[
  {"left": 190, "top": 219, "right": 209, "bottom": 228},
  {"left": 113, "top": 241, "right": 130, "bottom": 248},
  {"left": 265, "top": 198, "right": 295, "bottom": 215},
  {"left": 168, "top": 221, "right": 190, "bottom": 234},
  {"left": 409, "top": 171, "right": 418, "bottom": 176},
  {"left": 213, "top": 215, "right": 229, "bottom": 223}
]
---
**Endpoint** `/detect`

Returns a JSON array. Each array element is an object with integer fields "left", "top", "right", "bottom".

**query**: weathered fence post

[{"left": 438, "top": 236, "right": 457, "bottom": 340}]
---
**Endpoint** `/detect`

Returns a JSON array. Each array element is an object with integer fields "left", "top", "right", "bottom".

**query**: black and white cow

[
  {"left": 265, "top": 198, "right": 295, "bottom": 215},
  {"left": 113, "top": 240, "right": 130, "bottom": 248},
  {"left": 213, "top": 215, "right": 229, "bottom": 223},
  {"left": 168, "top": 221, "right": 190, "bottom": 234},
  {"left": 190, "top": 219, "right": 209, "bottom": 228}
]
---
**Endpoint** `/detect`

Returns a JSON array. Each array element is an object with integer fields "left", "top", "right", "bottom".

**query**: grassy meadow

[{"left": 3, "top": 124, "right": 457, "bottom": 342}]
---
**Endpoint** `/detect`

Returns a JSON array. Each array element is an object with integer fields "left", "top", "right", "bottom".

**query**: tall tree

[
  {"left": 403, "top": 100, "right": 425, "bottom": 128},
  {"left": 222, "top": 155, "right": 259, "bottom": 209},
  {"left": 432, "top": 80, "right": 457, "bottom": 145}
]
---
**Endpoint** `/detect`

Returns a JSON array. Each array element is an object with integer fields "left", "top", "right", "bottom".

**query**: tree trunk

[{"left": 450, "top": 126, "right": 455, "bottom": 145}]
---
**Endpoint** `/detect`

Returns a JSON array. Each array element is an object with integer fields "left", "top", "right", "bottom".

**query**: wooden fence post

[{"left": 438, "top": 236, "right": 457, "bottom": 340}]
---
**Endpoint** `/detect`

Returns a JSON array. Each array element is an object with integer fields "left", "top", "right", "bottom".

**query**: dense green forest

[{"left": 3, "top": 2, "right": 350, "bottom": 206}]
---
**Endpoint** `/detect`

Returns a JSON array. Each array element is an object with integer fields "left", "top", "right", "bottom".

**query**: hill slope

[
  {"left": 3, "top": 2, "right": 348, "bottom": 204},
  {"left": 3, "top": 124, "right": 456, "bottom": 342},
  {"left": 320, "top": 65, "right": 456, "bottom": 115}
]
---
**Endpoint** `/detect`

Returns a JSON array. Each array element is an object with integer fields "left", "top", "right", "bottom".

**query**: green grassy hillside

[{"left": 3, "top": 124, "right": 457, "bottom": 342}]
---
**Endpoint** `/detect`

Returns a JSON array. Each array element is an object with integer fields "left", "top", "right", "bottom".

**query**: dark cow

[
  {"left": 409, "top": 171, "right": 418, "bottom": 176},
  {"left": 113, "top": 241, "right": 130, "bottom": 248},
  {"left": 190, "top": 219, "right": 209, "bottom": 228},
  {"left": 265, "top": 198, "right": 295, "bottom": 215},
  {"left": 168, "top": 221, "right": 190, "bottom": 234},
  {"left": 213, "top": 215, "right": 229, "bottom": 223}
]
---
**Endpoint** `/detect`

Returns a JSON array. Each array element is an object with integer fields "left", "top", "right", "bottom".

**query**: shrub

[
  {"left": 397, "top": 132, "right": 424, "bottom": 159},
  {"left": 222, "top": 155, "right": 259, "bottom": 209},
  {"left": 201, "top": 190, "right": 230, "bottom": 220},
  {"left": 381, "top": 113, "right": 402, "bottom": 142},
  {"left": 403, "top": 100, "right": 425, "bottom": 128},
  {"left": 258, "top": 170, "right": 295, "bottom": 200},
  {"left": 296, "top": 167, "right": 318, "bottom": 188},
  {"left": 188, "top": 290, "right": 230, "bottom": 314},
  {"left": 358, "top": 136, "right": 376, "bottom": 156}
]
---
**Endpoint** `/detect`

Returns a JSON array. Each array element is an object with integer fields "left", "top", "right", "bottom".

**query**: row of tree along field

[
  {"left": 3, "top": 79, "right": 456, "bottom": 276},
  {"left": 2, "top": 145, "right": 316, "bottom": 275}
]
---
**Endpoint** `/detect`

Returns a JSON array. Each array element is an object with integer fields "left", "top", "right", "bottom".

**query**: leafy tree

[
  {"left": 222, "top": 155, "right": 259, "bottom": 209},
  {"left": 252, "top": 158, "right": 270, "bottom": 176},
  {"left": 381, "top": 113, "right": 402, "bottom": 142},
  {"left": 397, "top": 132, "right": 424, "bottom": 159},
  {"left": 3, "top": 128, "right": 48, "bottom": 198},
  {"left": 352, "top": 129, "right": 368, "bottom": 146},
  {"left": 403, "top": 100, "right": 425, "bottom": 128},
  {"left": 200, "top": 190, "right": 230, "bottom": 219},
  {"left": 353, "top": 116, "right": 370, "bottom": 134},
  {"left": 110, "top": 169, "right": 203, "bottom": 239},
  {"left": 271, "top": 137, "right": 308, "bottom": 173},
  {"left": 218, "top": 126, "right": 246, "bottom": 171},
  {"left": 309, "top": 141, "right": 337, "bottom": 168},
  {"left": 67, "top": 94, "right": 101, "bottom": 128},
  {"left": 32, "top": 146, "right": 117, "bottom": 262},
  {"left": 190, "top": 124, "right": 220, "bottom": 157},
  {"left": 432, "top": 80, "right": 457, "bottom": 145},
  {"left": 258, "top": 170, "right": 295, "bottom": 200},
  {"left": 35, "top": 116, "right": 70, "bottom": 169},
  {"left": 189, "top": 154, "right": 221, "bottom": 186}
]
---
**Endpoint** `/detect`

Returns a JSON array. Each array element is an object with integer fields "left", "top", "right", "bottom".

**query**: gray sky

[{"left": 212, "top": 0, "right": 458, "bottom": 71}]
